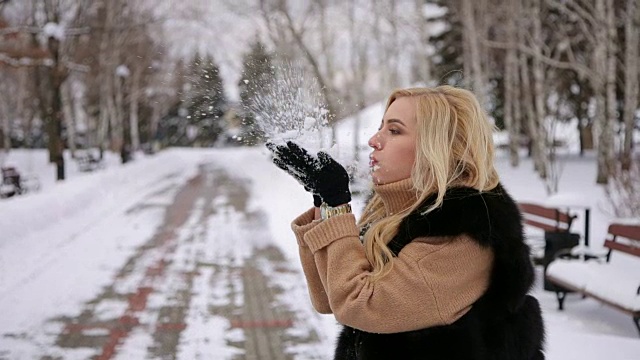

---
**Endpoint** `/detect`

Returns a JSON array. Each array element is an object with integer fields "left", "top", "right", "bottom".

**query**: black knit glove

[{"left": 266, "top": 141, "right": 351, "bottom": 207}]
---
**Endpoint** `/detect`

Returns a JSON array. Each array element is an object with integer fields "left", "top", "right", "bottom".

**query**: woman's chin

[{"left": 371, "top": 172, "right": 384, "bottom": 185}]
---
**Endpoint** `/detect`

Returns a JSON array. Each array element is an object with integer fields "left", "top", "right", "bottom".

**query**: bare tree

[
  {"left": 544, "top": 0, "right": 617, "bottom": 184},
  {"left": 257, "top": 0, "right": 351, "bottom": 144},
  {"left": 27, "top": 0, "right": 92, "bottom": 180},
  {"left": 621, "top": 0, "right": 639, "bottom": 170},
  {"left": 531, "top": 0, "right": 549, "bottom": 179},
  {"left": 602, "top": 0, "right": 617, "bottom": 184},
  {"left": 347, "top": 0, "right": 371, "bottom": 165},
  {"left": 412, "top": 0, "right": 432, "bottom": 85},
  {"left": 504, "top": 0, "right": 521, "bottom": 166},
  {"left": 461, "top": 0, "right": 487, "bottom": 107},
  {"left": 0, "top": 4, "right": 47, "bottom": 155},
  {"left": 315, "top": 0, "right": 334, "bottom": 94}
]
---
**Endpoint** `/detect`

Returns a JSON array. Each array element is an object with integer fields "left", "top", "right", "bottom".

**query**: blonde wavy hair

[{"left": 358, "top": 86, "right": 500, "bottom": 281}]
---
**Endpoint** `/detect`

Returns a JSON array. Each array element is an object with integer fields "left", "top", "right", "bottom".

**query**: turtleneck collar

[{"left": 373, "top": 177, "right": 419, "bottom": 216}]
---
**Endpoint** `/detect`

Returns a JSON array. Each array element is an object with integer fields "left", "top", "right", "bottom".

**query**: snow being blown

[{"left": 248, "top": 61, "right": 330, "bottom": 155}]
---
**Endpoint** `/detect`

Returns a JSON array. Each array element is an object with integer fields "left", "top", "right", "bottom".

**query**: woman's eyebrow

[{"left": 382, "top": 118, "right": 406, "bottom": 127}]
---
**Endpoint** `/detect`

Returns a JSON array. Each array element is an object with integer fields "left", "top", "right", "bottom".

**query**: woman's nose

[{"left": 368, "top": 133, "right": 382, "bottom": 150}]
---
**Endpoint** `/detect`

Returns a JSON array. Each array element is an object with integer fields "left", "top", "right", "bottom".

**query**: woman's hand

[{"left": 266, "top": 141, "right": 351, "bottom": 207}]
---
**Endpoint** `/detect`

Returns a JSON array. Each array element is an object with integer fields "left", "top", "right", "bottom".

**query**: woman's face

[{"left": 368, "top": 96, "right": 418, "bottom": 185}]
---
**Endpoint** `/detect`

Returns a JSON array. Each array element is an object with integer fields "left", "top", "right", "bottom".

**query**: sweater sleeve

[
  {"left": 291, "top": 208, "right": 332, "bottom": 314},
  {"left": 302, "top": 213, "right": 494, "bottom": 334}
]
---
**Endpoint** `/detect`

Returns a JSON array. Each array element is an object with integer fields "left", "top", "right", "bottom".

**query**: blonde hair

[{"left": 358, "top": 86, "right": 500, "bottom": 281}]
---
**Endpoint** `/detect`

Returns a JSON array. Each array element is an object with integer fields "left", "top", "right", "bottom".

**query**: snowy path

[{"left": 0, "top": 157, "right": 327, "bottom": 359}]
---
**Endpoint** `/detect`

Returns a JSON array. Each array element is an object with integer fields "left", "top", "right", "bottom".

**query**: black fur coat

[{"left": 334, "top": 184, "right": 545, "bottom": 360}]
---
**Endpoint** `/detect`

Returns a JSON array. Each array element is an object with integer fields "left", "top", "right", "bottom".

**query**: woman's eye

[{"left": 389, "top": 128, "right": 400, "bottom": 135}]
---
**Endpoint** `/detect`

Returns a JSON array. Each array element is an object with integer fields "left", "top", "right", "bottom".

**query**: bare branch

[
  {"left": 258, "top": 0, "right": 283, "bottom": 49},
  {"left": 546, "top": 0, "right": 597, "bottom": 44},
  {"left": 481, "top": 37, "right": 591, "bottom": 77},
  {"left": 277, "top": 0, "right": 336, "bottom": 120},
  {"left": 1, "top": 25, "right": 101, "bottom": 37},
  {"left": 64, "top": 26, "right": 90, "bottom": 36},
  {"left": 0, "top": 52, "right": 52, "bottom": 67},
  {"left": 0, "top": 26, "right": 41, "bottom": 35},
  {"left": 575, "top": 0, "right": 597, "bottom": 14},
  {"left": 567, "top": 0, "right": 599, "bottom": 26},
  {"left": 63, "top": 60, "right": 89, "bottom": 73},
  {"left": 546, "top": 0, "right": 597, "bottom": 26}
]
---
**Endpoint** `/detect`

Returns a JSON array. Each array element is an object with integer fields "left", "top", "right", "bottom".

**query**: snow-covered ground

[{"left": 1, "top": 117, "right": 639, "bottom": 358}]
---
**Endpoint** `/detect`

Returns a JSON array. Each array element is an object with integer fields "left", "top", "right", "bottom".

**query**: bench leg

[{"left": 555, "top": 291, "right": 567, "bottom": 310}]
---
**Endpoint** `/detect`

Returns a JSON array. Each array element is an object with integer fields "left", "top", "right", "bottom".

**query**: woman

[{"left": 267, "top": 86, "right": 545, "bottom": 359}]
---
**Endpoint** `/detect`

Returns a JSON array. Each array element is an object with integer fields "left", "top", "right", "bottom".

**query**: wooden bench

[
  {"left": 1, "top": 166, "right": 23, "bottom": 197},
  {"left": 76, "top": 152, "right": 104, "bottom": 172},
  {"left": 519, "top": 202, "right": 577, "bottom": 233},
  {"left": 0, "top": 166, "right": 41, "bottom": 197},
  {"left": 519, "top": 202, "right": 578, "bottom": 264},
  {"left": 546, "top": 223, "right": 640, "bottom": 335}
]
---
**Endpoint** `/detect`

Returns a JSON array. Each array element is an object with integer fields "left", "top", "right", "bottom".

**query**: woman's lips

[{"left": 369, "top": 157, "right": 380, "bottom": 172}]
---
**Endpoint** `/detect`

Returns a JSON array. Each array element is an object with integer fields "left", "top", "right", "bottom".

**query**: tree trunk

[
  {"left": 414, "top": 0, "right": 431, "bottom": 84},
  {"left": 372, "top": 0, "right": 384, "bottom": 98},
  {"left": 62, "top": 79, "right": 77, "bottom": 157},
  {"left": 71, "top": 78, "right": 87, "bottom": 148},
  {"left": 461, "top": 0, "right": 486, "bottom": 107},
  {"left": 150, "top": 100, "right": 160, "bottom": 151},
  {"left": 347, "top": 0, "right": 369, "bottom": 164},
  {"left": 0, "top": 92, "right": 9, "bottom": 153},
  {"left": 348, "top": 0, "right": 359, "bottom": 163},
  {"left": 604, "top": 0, "right": 617, "bottom": 172},
  {"left": 388, "top": 0, "right": 399, "bottom": 87},
  {"left": 594, "top": 0, "right": 612, "bottom": 184},
  {"left": 317, "top": 0, "right": 333, "bottom": 85},
  {"left": 16, "top": 68, "right": 27, "bottom": 141},
  {"left": 531, "top": 0, "right": 548, "bottom": 180},
  {"left": 505, "top": 0, "right": 520, "bottom": 167},
  {"left": 129, "top": 66, "right": 141, "bottom": 152},
  {"left": 114, "top": 70, "right": 125, "bottom": 154},
  {"left": 97, "top": 0, "right": 116, "bottom": 158},
  {"left": 519, "top": 41, "right": 536, "bottom": 161},
  {"left": 621, "top": 0, "right": 639, "bottom": 170},
  {"left": 42, "top": 31, "right": 66, "bottom": 181}
]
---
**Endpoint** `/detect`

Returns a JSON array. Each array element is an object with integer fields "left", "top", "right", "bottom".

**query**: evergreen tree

[
  {"left": 186, "top": 53, "right": 227, "bottom": 146},
  {"left": 428, "top": 0, "right": 464, "bottom": 87},
  {"left": 238, "top": 38, "right": 275, "bottom": 145},
  {"left": 428, "top": 0, "right": 504, "bottom": 128}
]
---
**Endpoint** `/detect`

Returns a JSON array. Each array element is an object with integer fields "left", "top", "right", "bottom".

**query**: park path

[{"left": 42, "top": 161, "right": 325, "bottom": 360}]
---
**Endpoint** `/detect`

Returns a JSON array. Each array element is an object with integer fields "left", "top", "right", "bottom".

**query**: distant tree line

[
  {"left": 225, "top": 0, "right": 638, "bottom": 196},
  {"left": 0, "top": 0, "right": 274, "bottom": 180},
  {"left": 428, "top": 0, "right": 639, "bottom": 193}
]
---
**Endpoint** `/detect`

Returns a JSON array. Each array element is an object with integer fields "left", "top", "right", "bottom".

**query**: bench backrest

[
  {"left": 519, "top": 202, "right": 576, "bottom": 233},
  {"left": 604, "top": 223, "right": 640, "bottom": 261},
  {"left": 1, "top": 167, "right": 20, "bottom": 185}
]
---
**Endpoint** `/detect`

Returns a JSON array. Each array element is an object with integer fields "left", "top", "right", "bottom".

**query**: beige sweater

[{"left": 291, "top": 178, "right": 494, "bottom": 334}]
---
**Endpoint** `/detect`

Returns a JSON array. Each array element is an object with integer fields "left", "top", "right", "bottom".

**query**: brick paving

[{"left": 39, "top": 162, "right": 323, "bottom": 359}]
